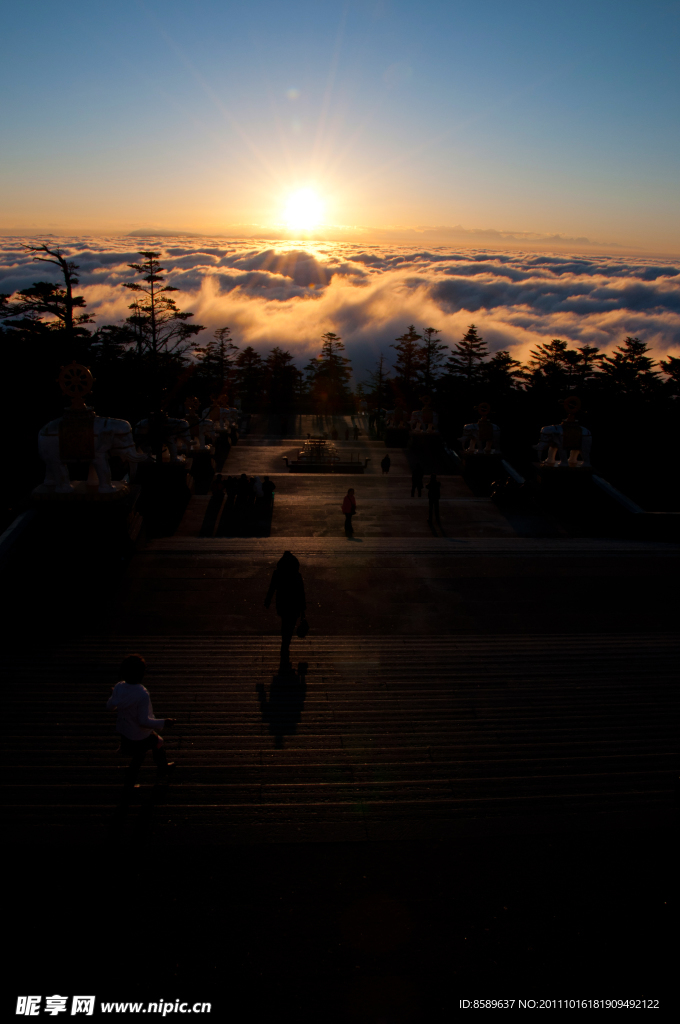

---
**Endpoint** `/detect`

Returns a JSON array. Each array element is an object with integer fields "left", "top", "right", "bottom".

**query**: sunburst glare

[{"left": 283, "top": 188, "right": 324, "bottom": 232}]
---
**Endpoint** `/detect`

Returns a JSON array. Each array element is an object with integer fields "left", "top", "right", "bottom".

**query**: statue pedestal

[
  {"left": 408, "top": 432, "right": 454, "bottom": 475},
  {"left": 31, "top": 483, "right": 143, "bottom": 553},
  {"left": 213, "top": 430, "right": 231, "bottom": 471},
  {"left": 190, "top": 450, "right": 216, "bottom": 494},
  {"left": 135, "top": 461, "right": 192, "bottom": 537},
  {"left": 461, "top": 451, "right": 505, "bottom": 494},
  {"left": 384, "top": 427, "right": 409, "bottom": 448},
  {"left": 32, "top": 480, "right": 130, "bottom": 501}
]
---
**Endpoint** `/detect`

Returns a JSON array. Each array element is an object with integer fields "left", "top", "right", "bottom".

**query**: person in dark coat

[
  {"left": 427, "top": 473, "right": 441, "bottom": 523},
  {"left": 262, "top": 475, "right": 276, "bottom": 507},
  {"left": 411, "top": 463, "right": 424, "bottom": 497},
  {"left": 380, "top": 454, "right": 391, "bottom": 474},
  {"left": 236, "top": 472, "right": 251, "bottom": 504},
  {"left": 264, "top": 551, "right": 307, "bottom": 672}
]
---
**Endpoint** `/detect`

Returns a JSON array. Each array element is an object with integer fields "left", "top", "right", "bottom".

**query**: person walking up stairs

[{"left": 264, "top": 551, "right": 307, "bottom": 673}]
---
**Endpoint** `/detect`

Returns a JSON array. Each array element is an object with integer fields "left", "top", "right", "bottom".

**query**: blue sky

[{"left": 1, "top": 0, "right": 679, "bottom": 250}]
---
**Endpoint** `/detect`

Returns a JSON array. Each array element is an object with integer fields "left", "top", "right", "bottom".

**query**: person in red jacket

[{"left": 342, "top": 488, "right": 356, "bottom": 536}]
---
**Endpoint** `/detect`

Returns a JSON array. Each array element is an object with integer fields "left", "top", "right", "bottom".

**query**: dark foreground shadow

[
  {"left": 110, "top": 778, "right": 173, "bottom": 840},
  {"left": 200, "top": 494, "right": 225, "bottom": 536},
  {"left": 257, "top": 662, "right": 308, "bottom": 748},
  {"left": 217, "top": 496, "right": 273, "bottom": 537}
]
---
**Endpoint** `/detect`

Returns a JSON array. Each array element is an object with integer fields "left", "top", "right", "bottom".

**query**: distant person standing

[
  {"left": 107, "top": 654, "right": 175, "bottom": 791},
  {"left": 264, "top": 551, "right": 307, "bottom": 672},
  {"left": 353, "top": 424, "right": 359, "bottom": 441},
  {"left": 236, "top": 473, "right": 250, "bottom": 504},
  {"left": 427, "top": 474, "right": 441, "bottom": 524},
  {"left": 342, "top": 488, "right": 357, "bottom": 536},
  {"left": 411, "top": 463, "right": 424, "bottom": 497},
  {"left": 381, "top": 454, "right": 391, "bottom": 475},
  {"left": 262, "top": 475, "right": 276, "bottom": 507}
]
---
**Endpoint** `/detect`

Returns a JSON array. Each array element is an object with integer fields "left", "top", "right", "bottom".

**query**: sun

[{"left": 283, "top": 188, "right": 324, "bottom": 232}]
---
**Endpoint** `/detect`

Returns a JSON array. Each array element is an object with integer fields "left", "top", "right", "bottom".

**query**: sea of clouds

[{"left": 1, "top": 236, "right": 678, "bottom": 378}]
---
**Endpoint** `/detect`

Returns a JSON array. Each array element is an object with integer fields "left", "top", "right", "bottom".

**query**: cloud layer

[{"left": 1, "top": 236, "right": 678, "bottom": 378}]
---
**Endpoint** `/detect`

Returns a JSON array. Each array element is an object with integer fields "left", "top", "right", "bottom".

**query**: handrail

[
  {"left": 592, "top": 475, "right": 644, "bottom": 514},
  {"left": 501, "top": 459, "right": 525, "bottom": 485}
]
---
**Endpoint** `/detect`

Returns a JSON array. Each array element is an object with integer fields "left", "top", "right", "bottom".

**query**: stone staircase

[{"left": 4, "top": 633, "right": 677, "bottom": 844}]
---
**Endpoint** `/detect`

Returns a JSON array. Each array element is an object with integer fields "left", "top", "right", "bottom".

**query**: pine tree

[
  {"left": 524, "top": 338, "right": 604, "bottom": 393},
  {"left": 264, "top": 347, "right": 299, "bottom": 414},
  {"left": 123, "top": 251, "right": 204, "bottom": 365},
  {"left": 390, "top": 325, "right": 423, "bottom": 407},
  {"left": 233, "top": 346, "right": 265, "bottom": 413},
  {"left": 482, "top": 350, "right": 524, "bottom": 395},
  {"left": 572, "top": 345, "right": 604, "bottom": 387},
  {"left": 195, "top": 326, "right": 239, "bottom": 398},
  {"left": 418, "top": 327, "right": 448, "bottom": 393},
  {"left": 600, "top": 337, "right": 661, "bottom": 396},
  {"left": 7, "top": 244, "right": 94, "bottom": 361},
  {"left": 363, "top": 353, "right": 391, "bottom": 412},
  {"left": 660, "top": 354, "right": 680, "bottom": 396},
  {"left": 446, "top": 324, "right": 488, "bottom": 382},
  {"left": 305, "top": 331, "right": 353, "bottom": 414}
]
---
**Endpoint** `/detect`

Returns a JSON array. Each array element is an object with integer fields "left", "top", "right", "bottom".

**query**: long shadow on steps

[{"left": 257, "top": 666, "right": 308, "bottom": 748}]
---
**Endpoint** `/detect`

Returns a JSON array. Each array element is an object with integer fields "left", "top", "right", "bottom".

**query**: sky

[{"left": 1, "top": 0, "right": 679, "bottom": 252}]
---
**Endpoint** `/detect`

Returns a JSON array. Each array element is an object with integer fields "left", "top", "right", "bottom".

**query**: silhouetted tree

[
  {"left": 446, "top": 324, "right": 488, "bottom": 383},
  {"left": 363, "top": 353, "right": 391, "bottom": 412},
  {"left": 264, "top": 347, "right": 299, "bottom": 414},
  {"left": 418, "top": 327, "right": 448, "bottom": 393},
  {"left": 482, "top": 349, "right": 524, "bottom": 398},
  {"left": 599, "top": 337, "right": 661, "bottom": 396},
  {"left": 305, "top": 331, "right": 353, "bottom": 414},
  {"left": 233, "top": 345, "right": 265, "bottom": 412},
  {"left": 390, "top": 325, "right": 423, "bottom": 408},
  {"left": 123, "top": 251, "right": 204, "bottom": 365},
  {"left": 524, "top": 339, "right": 604, "bottom": 392},
  {"left": 660, "top": 354, "right": 680, "bottom": 396},
  {"left": 6, "top": 244, "right": 94, "bottom": 361},
  {"left": 195, "top": 326, "right": 239, "bottom": 399}
]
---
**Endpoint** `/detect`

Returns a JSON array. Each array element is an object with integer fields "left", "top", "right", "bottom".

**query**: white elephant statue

[
  {"left": 219, "top": 405, "right": 239, "bottom": 430},
  {"left": 38, "top": 414, "right": 147, "bottom": 494},
  {"left": 409, "top": 406, "right": 438, "bottom": 432},
  {"left": 533, "top": 422, "right": 592, "bottom": 467},
  {"left": 204, "top": 400, "right": 239, "bottom": 431},
  {"left": 135, "top": 417, "right": 193, "bottom": 461},
  {"left": 182, "top": 397, "right": 214, "bottom": 452},
  {"left": 460, "top": 419, "right": 501, "bottom": 453}
]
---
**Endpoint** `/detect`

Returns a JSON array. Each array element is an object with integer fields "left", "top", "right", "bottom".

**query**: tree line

[{"left": 1, "top": 243, "right": 678, "bottom": 520}]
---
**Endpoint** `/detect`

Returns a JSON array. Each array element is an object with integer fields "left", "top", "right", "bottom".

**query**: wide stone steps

[{"left": 3, "top": 634, "right": 677, "bottom": 843}]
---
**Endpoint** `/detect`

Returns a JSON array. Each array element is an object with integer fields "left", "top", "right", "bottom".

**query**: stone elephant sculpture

[
  {"left": 204, "top": 403, "right": 239, "bottom": 431},
  {"left": 460, "top": 419, "right": 501, "bottom": 453},
  {"left": 135, "top": 417, "right": 193, "bottom": 461},
  {"left": 533, "top": 422, "right": 592, "bottom": 467},
  {"left": 38, "top": 414, "right": 147, "bottom": 494}
]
